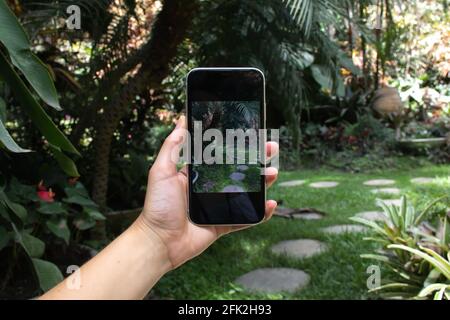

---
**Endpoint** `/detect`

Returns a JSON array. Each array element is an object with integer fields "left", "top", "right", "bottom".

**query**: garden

[{"left": 0, "top": 0, "right": 449, "bottom": 300}]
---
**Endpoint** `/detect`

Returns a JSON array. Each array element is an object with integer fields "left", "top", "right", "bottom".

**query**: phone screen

[{"left": 187, "top": 68, "right": 266, "bottom": 225}]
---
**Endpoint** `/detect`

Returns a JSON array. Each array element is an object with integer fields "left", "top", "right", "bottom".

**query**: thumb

[{"left": 152, "top": 116, "right": 187, "bottom": 177}]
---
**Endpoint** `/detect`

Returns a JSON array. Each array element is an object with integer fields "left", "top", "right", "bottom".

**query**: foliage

[
  {"left": 351, "top": 196, "right": 450, "bottom": 299},
  {"left": 0, "top": 0, "right": 79, "bottom": 176},
  {"left": 0, "top": 174, "right": 104, "bottom": 295}
]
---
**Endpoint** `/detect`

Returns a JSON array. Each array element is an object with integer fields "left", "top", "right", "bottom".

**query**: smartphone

[{"left": 186, "top": 67, "right": 266, "bottom": 226}]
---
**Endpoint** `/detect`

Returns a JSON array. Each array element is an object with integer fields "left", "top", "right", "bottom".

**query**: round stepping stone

[
  {"left": 274, "top": 207, "right": 296, "bottom": 217},
  {"left": 292, "top": 212, "right": 323, "bottom": 220},
  {"left": 235, "top": 268, "right": 310, "bottom": 294},
  {"left": 411, "top": 177, "right": 435, "bottom": 184},
  {"left": 370, "top": 188, "right": 401, "bottom": 195},
  {"left": 236, "top": 165, "right": 249, "bottom": 171},
  {"left": 379, "top": 199, "right": 402, "bottom": 207},
  {"left": 271, "top": 239, "right": 328, "bottom": 259},
  {"left": 355, "top": 211, "right": 387, "bottom": 222},
  {"left": 309, "top": 181, "right": 339, "bottom": 188},
  {"left": 222, "top": 185, "right": 244, "bottom": 192},
  {"left": 230, "top": 172, "right": 245, "bottom": 181},
  {"left": 278, "top": 180, "right": 306, "bottom": 187},
  {"left": 363, "top": 179, "right": 395, "bottom": 186},
  {"left": 321, "top": 224, "right": 368, "bottom": 235}
]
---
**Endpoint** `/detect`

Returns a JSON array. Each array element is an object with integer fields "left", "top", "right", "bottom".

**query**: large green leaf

[
  {"left": 311, "top": 64, "right": 333, "bottom": 91},
  {"left": 48, "top": 144, "right": 80, "bottom": 177},
  {"left": 0, "top": 0, "right": 61, "bottom": 110},
  {"left": 46, "top": 219, "right": 70, "bottom": 244},
  {"left": 37, "top": 202, "right": 66, "bottom": 215},
  {"left": 0, "top": 191, "right": 27, "bottom": 222},
  {"left": 0, "top": 51, "right": 80, "bottom": 156},
  {"left": 0, "top": 96, "right": 6, "bottom": 122},
  {"left": 64, "top": 195, "right": 97, "bottom": 207},
  {"left": 0, "top": 117, "right": 31, "bottom": 153},
  {"left": 19, "top": 232, "right": 45, "bottom": 258},
  {"left": 31, "top": 258, "right": 63, "bottom": 292},
  {"left": 0, "top": 226, "right": 10, "bottom": 251}
]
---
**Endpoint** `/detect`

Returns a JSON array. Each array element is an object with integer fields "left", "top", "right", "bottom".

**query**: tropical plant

[
  {"left": 0, "top": 176, "right": 105, "bottom": 295},
  {"left": 0, "top": 0, "right": 79, "bottom": 176},
  {"left": 351, "top": 195, "right": 450, "bottom": 299}
]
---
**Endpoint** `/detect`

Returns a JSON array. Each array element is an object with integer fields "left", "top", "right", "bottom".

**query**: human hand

[{"left": 135, "top": 116, "right": 279, "bottom": 269}]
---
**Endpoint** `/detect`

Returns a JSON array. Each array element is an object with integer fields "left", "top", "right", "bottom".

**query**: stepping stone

[
  {"left": 309, "top": 181, "right": 339, "bottom": 188},
  {"left": 379, "top": 199, "right": 402, "bottom": 207},
  {"left": 222, "top": 185, "right": 244, "bottom": 192},
  {"left": 411, "top": 177, "right": 435, "bottom": 184},
  {"left": 355, "top": 211, "right": 387, "bottom": 222},
  {"left": 236, "top": 165, "right": 249, "bottom": 171},
  {"left": 363, "top": 179, "right": 395, "bottom": 186},
  {"left": 370, "top": 188, "right": 401, "bottom": 195},
  {"left": 271, "top": 239, "right": 328, "bottom": 259},
  {"left": 235, "top": 268, "right": 310, "bottom": 294},
  {"left": 230, "top": 172, "right": 245, "bottom": 181},
  {"left": 278, "top": 180, "right": 306, "bottom": 187},
  {"left": 292, "top": 212, "right": 323, "bottom": 220},
  {"left": 321, "top": 224, "right": 368, "bottom": 235},
  {"left": 274, "top": 207, "right": 296, "bottom": 217}
]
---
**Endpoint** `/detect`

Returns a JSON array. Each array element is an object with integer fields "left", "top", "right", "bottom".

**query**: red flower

[{"left": 37, "top": 181, "right": 55, "bottom": 203}]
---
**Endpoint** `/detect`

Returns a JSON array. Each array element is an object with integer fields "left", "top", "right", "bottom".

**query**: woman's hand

[{"left": 136, "top": 116, "right": 279, "bottom": 269}]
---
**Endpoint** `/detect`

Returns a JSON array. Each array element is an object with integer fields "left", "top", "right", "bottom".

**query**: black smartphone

[{"left": 186, "top": 67, "right": 266, "bottom": 226}]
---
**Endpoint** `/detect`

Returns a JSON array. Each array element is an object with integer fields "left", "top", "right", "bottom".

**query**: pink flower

[{"left": 37, "top": 181, "right": 55, "bottom": 203}]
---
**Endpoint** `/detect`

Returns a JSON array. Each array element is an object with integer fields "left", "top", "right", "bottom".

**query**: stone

[
  {"left": 363, "top": 179, "right": 395, "bottom": 186},
  {"left": 410, "top": 177, "right": 435, "bottom": 184},
  {"left": 291, "top": 212, "right": 324, "bottom": 220},
  {"left": 278, "top": 180, "right": 306, "bottom": 187},
  {"left": 235, "top": 268, "right": 310, "bottom": 294},
  {"left": 355, "top": 211, "right": 387, "bottom": 222},
  {"left": 274, "top": 207, "right": 296, "bottom": 217},
  {"left": 321, "top": 224, "right": 368, "bottom": 235},
  {"left": 370, "top": 188, "right": 401, "bottom": 195},
  {"left": 230, "top": 172, "right": 246, "bottom": 181},
  {"left": 236, "top": 165, "right": 249, "bottom": 171},
  {"left": 309, "top": 181, "right": 339, "bottom": 188},
  {"left": 379, "top": 199, "right": 402, "bottom": 207},
  {"left": 271, "top": 239, "right": 328, "bottom": 259},
  {"left": 222, "top": 185, "right": 244, "bottom": 192}
]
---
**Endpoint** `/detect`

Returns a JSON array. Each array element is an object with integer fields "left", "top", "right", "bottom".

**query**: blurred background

[{"left": 0, "top": 0, "right": 449, "bottom": 299}]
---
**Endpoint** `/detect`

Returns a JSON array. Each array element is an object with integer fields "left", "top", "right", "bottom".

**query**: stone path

[
  {"left": 378, "top": 199, "right": 402, "bottom": 207},
  {"left": 411, "top": 177, "right": 435, "bottom": 184},
  {"left": 355, "top": 211, "right": 387, "bottom": 222},
  {"left": 370, "top": 188, "right": 401, "bottom": 195},
  {"left": 235, "top": 268, "right": 310, "bottom": 294},
  {"left": 237, "top": 165, "right": 249, "bottom": 172},
  {"left": 363, "top": 179, "right": 395, "bottom": 186},
  {"left": 309, "top": 181, "right": 339, "bottom": 188},
  {"left": 271, "top": 239, "right": 328, "bottom": 259},
  {"left": 292, "top": 212, "right": 323, "bottom": 220},
  {"left": 321, "top": 224, "right": 368, "bottom": 235},
  {"left": 222, "top": 185, "right": 244, "bottom": 192},
  {"left": 230, "top": 172, "right": 246, "bottom": 181},
  {"left": 278, "top": 180, "right": 306, "bottom": 187}
]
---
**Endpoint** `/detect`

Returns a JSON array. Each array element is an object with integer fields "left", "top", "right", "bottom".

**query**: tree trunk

[{"left": 91, "top": 0, "right": 199, "bottom": 211}]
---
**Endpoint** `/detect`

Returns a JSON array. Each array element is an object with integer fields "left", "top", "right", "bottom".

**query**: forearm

[{"left": 40, "top": 217, "right": 172, "bottom": 300}]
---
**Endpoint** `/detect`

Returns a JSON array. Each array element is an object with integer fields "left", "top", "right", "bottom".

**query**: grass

[{"left": 153, "top": 157, "right": 450, "bottom": 299}]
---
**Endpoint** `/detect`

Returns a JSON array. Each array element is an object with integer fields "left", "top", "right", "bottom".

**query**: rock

[
  {"left": 274, "top": 207, "right": 296, "bottom": 217},
  {"left": 291, "top": 213, "right": 323, "bottom": 220},
  {"left": 230, "top": 172, "right": 246, "bottom": 181},
  {"left": 355, "top": 211, "right": 387, "bottom": 222},
  {"left": 278, "top": 180, "right": 306, "bottom": 187},
  {"left": 222, "top": 185, "right": 245, "bottom": 192},
  {"left": 309, "top": 181, "right": 339, "bottom": 188},
  {"left": 271, "top": 239, "right": 328, "bottom": 259},
  {"left": 235, "top": 268, "right": 310, "bottom": 294},
  {"left": 363, "top": 179, "right": 396, "bottom": 186},
  {"left": 370, "top": 188, "right": 401, "bottom": 195},
  {"left": 379, "top": 199, "right": 402, "bottom": 207},
  {"left": 321, "top": 224, "right": 368, "bottom": 235},
  {"left": 410, "top": 177, "right": 435, "bottom": 184},
  {"left": 236, "top": 165, "right": 249, "bottom": 171}
]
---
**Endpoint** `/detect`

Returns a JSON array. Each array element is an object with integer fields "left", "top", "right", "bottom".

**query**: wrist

[{"left": 129, "top": 215, "right": 173, "bottom": 275}]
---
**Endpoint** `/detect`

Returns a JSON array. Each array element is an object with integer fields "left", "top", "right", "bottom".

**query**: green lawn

[{"left": 154, "top": 158, "right": 450, "bottom": 299}]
